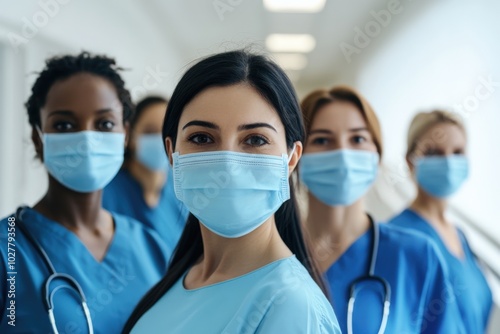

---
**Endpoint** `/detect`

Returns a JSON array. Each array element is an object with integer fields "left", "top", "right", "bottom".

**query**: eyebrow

[
  {"left": 349, "top": 127, "right": 369, "bottom": 132},
  {"left": 238, "top": 122, "right": 277, "bottom": 132},
  {"left": 47, "top": 108, "right": 116, "bottom": 118},
  {"left": 309, "top": 127, "right": 370, "bottom": 135},
  {"left": 47, "top": 110, "right": 73, "bottom": 118},
  {"left": 309, "top": 129, "right": 332, "bottom": 135},
  {"left": 96, "top": 108, "right": 116, "bottom": 115},
  {"left": 182, "top": 120, "right": 219, "bottom": 130},
  {"left": 182, "top": 121, "right": 277, "bottom": 132}
]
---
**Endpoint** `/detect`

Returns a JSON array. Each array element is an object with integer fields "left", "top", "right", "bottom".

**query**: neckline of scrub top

[
  {"left": 20, "top": 207, "right": 123, "bottom": 265},
  {"left": 326, "top": 226, "right": 372, "bottom": 274},
  {"left": 123, "top": 167, "right": 169, "bottom": 210},
  {"left": 322, "top": 214, "right": 374, "bottom": 275},
  {"left": 182, "top": 255, "right": 296, "bottom": 292},
  {"left": 405, "top": 208, "right": 467, "bottom": 263}
]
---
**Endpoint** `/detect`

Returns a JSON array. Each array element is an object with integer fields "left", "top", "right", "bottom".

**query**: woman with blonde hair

[
  {"left": 299, "top": 86, "right": 465, "bottom": 333},
  {"left": 389, "top": 110, "right": 492, "bottom": 333}
]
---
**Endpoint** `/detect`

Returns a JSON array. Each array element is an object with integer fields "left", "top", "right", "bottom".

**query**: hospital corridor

[{"left": 0, "top": 0, "right": 499, "bottom": 333}]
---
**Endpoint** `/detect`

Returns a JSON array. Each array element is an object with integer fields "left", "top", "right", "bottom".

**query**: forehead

[
  {"left": 43, "top": 73, "right": 120, "bottom": 112},
  {"left": 179, "top": 84, "right": 283, "bottom": 129},
  {"left": 310, "top": 100, "right": 366, "bottom": 130},
  {"left": 418, "top": 122, "right": 466, "bottom": 146},
  {"left": 137, "top": 103, "right": 167, "bottom": 123}
]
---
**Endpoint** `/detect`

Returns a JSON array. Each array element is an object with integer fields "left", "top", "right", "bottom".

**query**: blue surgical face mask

[
  {"left": 299, "top": 149, "right": 379, "bottom": 206},
  {"left": 38, "top": 129, "right": 125, "bottom": 193},
  {"left": 136, "top": 134, "right": 169, "bottom": 172},
  {"left": 172, "top": 148, "right": 294, "bottom": 238},
  {"left": 415, "top": 155, "right": 469, "bottom": 198}
]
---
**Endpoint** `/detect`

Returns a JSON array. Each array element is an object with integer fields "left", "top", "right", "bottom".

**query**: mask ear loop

[{"left": 287, "top": 143, "right": 297, "bottom": 164}]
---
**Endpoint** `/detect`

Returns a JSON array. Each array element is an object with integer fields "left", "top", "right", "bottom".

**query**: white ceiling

[
  {"left": 139, "top": 0, "right": 433, "bottom": 94},
  {"left": 0, "top": 0, "right": 435, "bottom": 95}
]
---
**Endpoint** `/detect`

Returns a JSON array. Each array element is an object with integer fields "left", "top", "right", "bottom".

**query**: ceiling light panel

[
  {"left": 263, "top": 0, "right": 326, "bottom": 13},
  {"left": 266, "top": 34, "right": 316, "bottom": 53}
]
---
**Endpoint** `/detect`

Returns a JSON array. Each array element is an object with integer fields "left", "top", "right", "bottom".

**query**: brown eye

[
  {"left": 352, "top": 135, "right": 366, "bottom": 144},
  {"left": 188, "top": 133, "right": 214, "bottom": 145},
  {"left": 312, "top": 137, "right": 329, "bottom": 145},
  {"left": 245, "top": 135, "right": 269, "bottom": 147},
  {"left": 53, "top": 121, "right": 74, "bottom": 132},
  {"left": 98, "top": 120, "right": 115, "bottom": 131},
  {"left": 424, "top": 148, "right": 439, "bottom": 156}
]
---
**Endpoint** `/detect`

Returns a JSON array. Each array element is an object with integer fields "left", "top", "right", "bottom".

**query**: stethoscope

[
  {"left": 15, "top": 207, "right": 94, "bottom": 334},
  {"left": 346, "top": 216, "right": 391, "bottom": 334}
]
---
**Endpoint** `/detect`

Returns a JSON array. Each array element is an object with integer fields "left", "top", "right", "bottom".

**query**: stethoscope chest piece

[
  {"left": 346, "top": 218, "right": 391, "bottom": 334},
  {"left": 15, "top": 207, "right": 94, "bottom": 334}
]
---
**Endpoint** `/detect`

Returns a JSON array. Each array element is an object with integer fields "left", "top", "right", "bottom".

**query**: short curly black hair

[{"left": 25, "top": 51, "right": 134, "bottom": 128}]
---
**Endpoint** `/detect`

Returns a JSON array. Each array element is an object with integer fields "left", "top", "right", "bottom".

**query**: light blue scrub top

[
  {"left": 0, "top": 207, "right": 170, "bottom": 334},
  {"left": 325, "top": 222, "right": 466, "bottom": 334},
  {"left": 103, "top": 168, "right": 188, "bottom": 251},
  {"left": 389, "top": 209, "right": 493, "bottom": 334},
  {"left": 131, "top": 255, "right": 341, "bottom": 334}
]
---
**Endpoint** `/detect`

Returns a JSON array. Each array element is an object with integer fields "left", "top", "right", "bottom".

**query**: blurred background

[{"left": 0, "top": 0, "right": 499, "bottom": 331}]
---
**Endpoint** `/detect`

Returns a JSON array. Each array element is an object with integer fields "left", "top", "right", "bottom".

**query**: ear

[
  {"left": 406, "top": 153, "right": 415, "bottom": 173},
  {"left": 31, "top": 126, "right": 43, "bottom": 162},
  {"left": 288, "top": 141, "right": 303, "bottom": 176},
  {"left": 165, "top": 137, "right": 174, "bottom": 166}
]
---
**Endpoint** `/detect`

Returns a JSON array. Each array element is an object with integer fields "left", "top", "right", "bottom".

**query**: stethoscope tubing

[
  {"left": 15, "top": 207, "right": 94, "bottom": 334},
  {"left": 347, "top": 218, "right": 391, "bottom": 334}
]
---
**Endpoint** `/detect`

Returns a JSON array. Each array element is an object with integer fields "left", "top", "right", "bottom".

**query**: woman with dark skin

[{"left": 0, "top": 52, "right": 169, "bottom": 334}]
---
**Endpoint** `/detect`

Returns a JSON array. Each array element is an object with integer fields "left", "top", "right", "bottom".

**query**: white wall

[
  {"left": 353, "top": 3, "right": 500, "bottom": 328},
  {"left": 353, "top": 0, "right": 500, "bottom": 243},
  {"left": 0, "top": 0, "right": 185, "bottom": 216}
]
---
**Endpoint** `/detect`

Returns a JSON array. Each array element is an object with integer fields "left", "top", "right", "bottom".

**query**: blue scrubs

[
  {"left": 325, "top": 222, "right": 466, "bottom": 333},
  {"left": 103, "top": 168, "right": 188, "bottom": 251},
  {"left": 0, "top": 208, "right": 170, "bottom": 334},
  {"left": 131, "top": 256, "right": 341, "bottom": 334},
  {"left": 389, "top": 209, "right": 493, "bottom": 333}
]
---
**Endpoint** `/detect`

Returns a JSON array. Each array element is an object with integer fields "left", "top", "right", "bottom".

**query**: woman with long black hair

[{"left": 123, "top": 50, "right": 340, "bottom": 333}]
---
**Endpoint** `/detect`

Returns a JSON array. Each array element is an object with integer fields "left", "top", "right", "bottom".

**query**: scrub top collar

[{"left": 19, "top": 207, "right": 123, "bottom": 266}]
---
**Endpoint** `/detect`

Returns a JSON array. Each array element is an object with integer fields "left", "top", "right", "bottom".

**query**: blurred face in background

[
  {"left": 300, "top": 100, "right": 379, "bottom": 207},
  {"left": 131, "top": 102, "right": 169, "bottom": 171},
  {"left": 408, "top": 122, "right": 467, "bottom": 169},
  {"left": 408, "top": 122, "right": 468, "bottom": 199},
  {"left": 130, "top": 102, "right": 166, "bottom": 153},
  {"left": 305, "top": 100, "right": 377, "bottom": 154}
]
